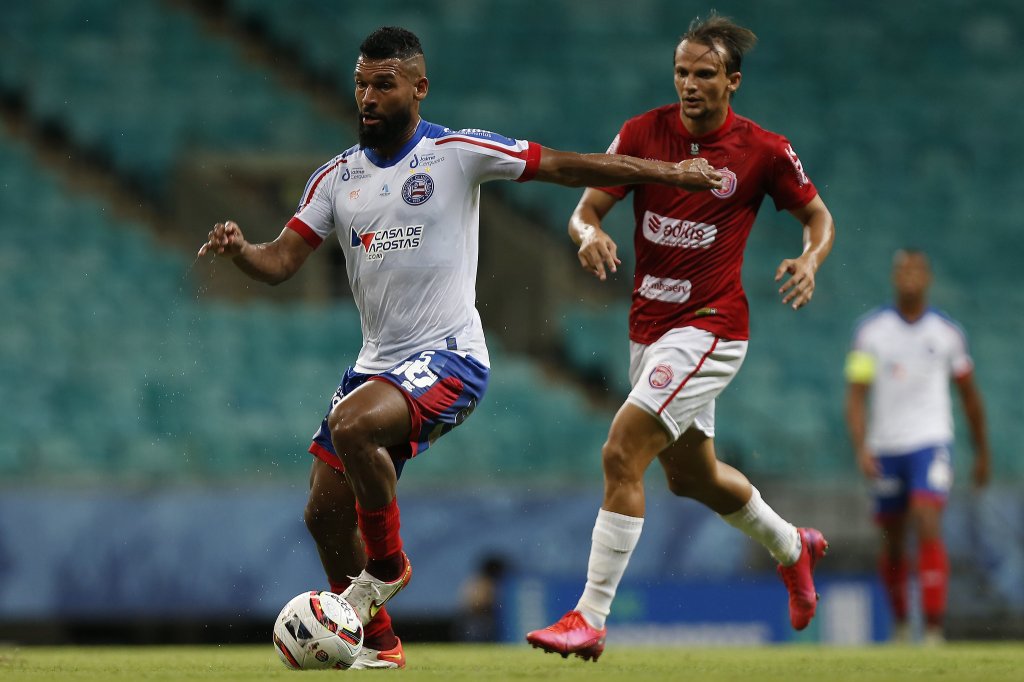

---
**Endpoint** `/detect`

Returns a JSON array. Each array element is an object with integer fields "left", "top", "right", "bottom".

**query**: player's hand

[
  {"left": 857, "top": 448, "right": 880, "bottom": 479},
  {"left": 775, "top": 254, "right": 817, "bottom": 309},
  {"left": 674, "top": 157, "right": 723, "bottom": 191},
  {"left": 198, "top": 220, "right": 246, "bottom": 258},
  {"left": 577, "top": 226, "right": 620, "bottom": 281}
]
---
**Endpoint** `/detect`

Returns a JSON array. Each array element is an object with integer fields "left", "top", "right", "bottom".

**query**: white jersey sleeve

[
  {"left": 286, "top": 154, "right": 348, "bottom": 248},
  {"left": 433, "top": 128, "right": 541, "bottom": 185},
  {"left": 947, "top": 322, "right": 974, "bottom": 378}
]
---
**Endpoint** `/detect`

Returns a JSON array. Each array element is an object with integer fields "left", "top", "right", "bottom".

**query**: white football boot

[
  {"left": 350, "top": 637, "right": 406, "bottom": 669},
  {"left": 341, "top": 552, "right": 413, "bottom": 626}
]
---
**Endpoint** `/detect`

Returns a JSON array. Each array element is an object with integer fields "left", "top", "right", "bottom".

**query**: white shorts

[{"left": 626, "top": 327, "right": 747, "bottom": 441}]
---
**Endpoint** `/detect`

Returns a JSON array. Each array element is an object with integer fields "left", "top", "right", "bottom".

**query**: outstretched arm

[
  {"left": 955, "top": 372, "right": 991, "bottom": 488},
  {"left": 198, "top": 221, "right": 314, "bottom": 285},
  {"left": 569, "top": 188, "right": 621, "bottom": 281},
  {"left": 777, "top": 194, "right": 835, "bottom": 309},
  {"left": 533, "top": 147, "right": 722, "bottom": 192}
]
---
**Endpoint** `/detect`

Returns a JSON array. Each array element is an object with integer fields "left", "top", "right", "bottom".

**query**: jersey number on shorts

[{"left": 391, "top": 351, "right": 439, "bottom": 391}]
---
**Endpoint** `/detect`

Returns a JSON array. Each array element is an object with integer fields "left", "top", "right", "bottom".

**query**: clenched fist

[{"left": 198, "top": 220, "right": 246, "bottom": 258}]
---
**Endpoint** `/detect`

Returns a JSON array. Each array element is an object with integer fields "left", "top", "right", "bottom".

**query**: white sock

[
  {"left": 720, "top": 487, "right": 801, "bottom": 565},
  {"left": 575, "top": 508, "right": 644, "bottom": 629}
]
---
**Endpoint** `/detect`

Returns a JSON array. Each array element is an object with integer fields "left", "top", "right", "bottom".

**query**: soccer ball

[{"left": 272, "top": 591, "right": 364, "bottom": 670}]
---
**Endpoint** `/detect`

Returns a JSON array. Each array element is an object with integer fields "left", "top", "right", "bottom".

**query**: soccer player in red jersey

[
  {"left": 199, "top": 26, "right": 723, "bottom": 670},
  {"left": 527, "top": 13, "right": 836, "bottom": 660}
]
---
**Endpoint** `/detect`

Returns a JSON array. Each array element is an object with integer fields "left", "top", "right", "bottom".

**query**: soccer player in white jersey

[
  {"left": 845, "top": 249, "right": 990, "bottom": 644},
  {"left": 198, "top": 26, "right": 723, "bottom": 669}
]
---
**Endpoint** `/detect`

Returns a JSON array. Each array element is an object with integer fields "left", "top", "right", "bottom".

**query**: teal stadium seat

[{"left": 0, "top": 0, "right": 347, "bottom": 195}]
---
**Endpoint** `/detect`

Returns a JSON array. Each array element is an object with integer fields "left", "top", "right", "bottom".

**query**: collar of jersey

[
  {"left": 674, "top": 106, "right": 736, "bottom": 143},
  {"left": 361, "top": 119, "right": 447, "bottom": 168},
  {"left": 889, "top": 303, "right": 936, "bottom": 326}
]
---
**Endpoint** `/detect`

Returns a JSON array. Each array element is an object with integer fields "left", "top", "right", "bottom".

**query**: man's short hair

[
  {"left": 360, "top": 26, "right": 424, "bottom": 60},
  {"left": 681, "top": 12, "right": 757, "bottom": 74}
]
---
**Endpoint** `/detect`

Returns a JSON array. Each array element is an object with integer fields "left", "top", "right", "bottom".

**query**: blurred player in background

[
  {"left": 526, "top": 13, "right": 835, "bottom": 661},
  {"left": 455, "top": 554, "right": 509, "bottom": 642},
  {"left": 199, "top": 26, "right": 723, "bottom": 669},
  {"left": 845, "top": 249, "right": 990, "bottom": 644}
]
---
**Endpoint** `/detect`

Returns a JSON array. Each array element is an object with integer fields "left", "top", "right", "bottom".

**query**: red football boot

[
  {"left": 526, "top": 610, "right": 607, "bottom": 662},
  {"left": 777, "top": 527, "right": 828, "bottom": 630}
]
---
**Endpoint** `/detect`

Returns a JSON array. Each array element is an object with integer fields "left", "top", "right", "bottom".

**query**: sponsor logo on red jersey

[
  {"left": 642, "top": 211, "right": 717, "bottom": 249},
  {"left": 638, "top": 275, "right": 692, "bottom": 303}
]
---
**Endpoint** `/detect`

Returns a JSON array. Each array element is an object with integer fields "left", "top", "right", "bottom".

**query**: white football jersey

[
  {"left": 845, "top": 306, "right": 973, "bottom": 454},
  {"left": 287, "top": 119, "right": 540, "bottom": 373}
]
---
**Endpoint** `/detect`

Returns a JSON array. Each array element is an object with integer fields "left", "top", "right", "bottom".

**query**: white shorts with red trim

[{"left": 626, "top": 327, "right": 747, "bottom": 441}]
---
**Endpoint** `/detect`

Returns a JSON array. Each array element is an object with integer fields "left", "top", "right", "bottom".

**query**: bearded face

[{"left": 358, "top": 104, "right": 414, "bottom": 151}]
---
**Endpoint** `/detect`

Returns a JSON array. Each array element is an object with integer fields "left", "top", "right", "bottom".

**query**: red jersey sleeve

[
  {"left": 767, "top": 137, "right": 818, "bottom": 211},
  {"left": 595, "top": 122, "right": 635, "bottom": 199}
]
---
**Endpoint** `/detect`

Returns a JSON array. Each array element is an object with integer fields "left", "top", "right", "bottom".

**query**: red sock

[
  {"left": 919, "top": 539, "right": 949, "bottom": 626},
  {"left": 329, "top": 578, "right": 398, "bottom": 650},
  {"left": 362, "top": 606, "right": 398, "bottom": 650},
  {"left": 879, "top": 553, "right": 909, "bottom": 621},
  {"left": 356, "top": 497, "right": 404, "bottom": 581}
]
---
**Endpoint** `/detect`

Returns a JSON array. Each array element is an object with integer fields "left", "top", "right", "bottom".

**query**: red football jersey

[{"left": 601, "top": 105, "right": 818, "bottom": 343}]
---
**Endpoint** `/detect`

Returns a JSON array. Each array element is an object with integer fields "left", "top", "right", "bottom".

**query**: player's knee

[
  {"left": 327, "top": 405, "right": 373, "bottom": 451},
  {"left": 601, "top": 439, "right": 641, "bottom": 483}
]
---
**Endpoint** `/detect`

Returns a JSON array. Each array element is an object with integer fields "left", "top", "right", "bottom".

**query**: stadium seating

[
  {"left": 0, "top": 0, "right": 346, "bottom": 196},
  {"left": 1, "top": 0, "right": 1021, "bottom": 486}
]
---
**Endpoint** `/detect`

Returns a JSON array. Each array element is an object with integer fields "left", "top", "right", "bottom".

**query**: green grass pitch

[{"left": 1, "top": 643, "right": 1021, "bottom": 681}]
